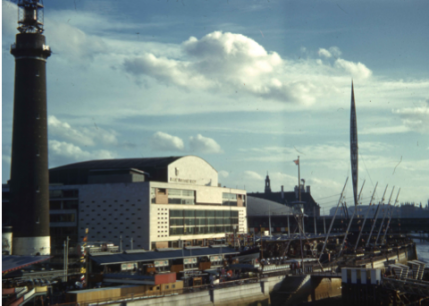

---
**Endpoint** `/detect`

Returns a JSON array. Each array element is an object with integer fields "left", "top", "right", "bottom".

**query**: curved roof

[
  {"left": 49, "top": 156, "right": 217, "bottom": 185},
  {"left": 50, "top": 156, "right": 182, "bottom": 172},
  {"left": 49, "top": 156, "right": 183, "bottom": 185},
  {"left": 247, "top": 196, "right": 293, "bottom": 216}
]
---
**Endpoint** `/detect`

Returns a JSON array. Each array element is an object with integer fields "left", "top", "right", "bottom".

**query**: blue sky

[{"left": 2, "top": 0, "right": 429, "bottom": 213}]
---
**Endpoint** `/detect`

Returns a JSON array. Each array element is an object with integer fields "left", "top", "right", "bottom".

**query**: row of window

[
  {"left": 170, "top": 225, "right": 237, "bottom": 235},
  {"left": 169, "top": 210, "right": 239, "bottom": 218},
  {"left": 170, "top": 218, "right": 239, "bottom": 226}
]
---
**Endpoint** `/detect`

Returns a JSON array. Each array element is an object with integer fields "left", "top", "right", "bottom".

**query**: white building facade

[{"left": 47, "top": 156, "right": 247, "bottom": 250}]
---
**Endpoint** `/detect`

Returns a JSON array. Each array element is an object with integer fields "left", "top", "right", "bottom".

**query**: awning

[{"left": 2, "top": 256, "right": 52, "bottom": 274}]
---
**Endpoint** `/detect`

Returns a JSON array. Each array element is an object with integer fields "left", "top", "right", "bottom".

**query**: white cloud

[
  {"left": 243, "top": 171, "right": 263, "bottom": 180},
  {"left": 329, "top": 46, "right": 342, "bottom": 57},
  {"left": 49, "top": 140, "right": 115, "bottom": 165},
  {"left": 47, "top": 21, "right": 106, "bottom": 63},
  {"left": 188, "top": 134, "right": 223, "bottom": 154},
  {"left": 393, "top": 104, "right": 429, "bottom": 134},
  {"left": 218, "top": 170, "right": 229, "bottom": 178},
  {"left": 334, "top": 58, "right": 372, "bottom": 79},
  {"left": 123, "top": 31, "right": 320, "bottom": 105},
  {"left": 121, "top": 32, "right": 376, "bottom": 106},
  {"left": 150, "top": 132, "right": 184, "bottom": 151},
  {"left": 318, "top": 48, "right": 332, "bottom": 58},
  {"left": 48, "top": 116, "right": 118, "bottom": 146}
]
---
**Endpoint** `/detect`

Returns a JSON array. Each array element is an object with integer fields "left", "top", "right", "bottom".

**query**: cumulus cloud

[
  {"left": 48, "top": 116, "right": 118, "bottom": 146},
  {"left": 49, "top": 140, "right": 115, "bottom": 165},
  {"left": 393, "top": 103, "right": 429, "bottom": 134},
  {"left": 334, "top": 58, "right": 372, "bottom": 79},
  {"left": 122, "top": 32, "right": 374, "bottom": 104},
  {"left": 318, "top": 48, "right": 332, "bottom": 58},
  {"left": 123, "top": 31, "right": 319, "bottom": 104},
  {"left": 150, "top": 132, "right": 184, "bottom": 151},
  {"left": 188, "top": 134, "right": 223, "bottom": 154}
]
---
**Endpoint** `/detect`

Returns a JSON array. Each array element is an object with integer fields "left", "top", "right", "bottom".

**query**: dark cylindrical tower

[{"left": 9, "top": 0, "right": 51, "bottom": 255}]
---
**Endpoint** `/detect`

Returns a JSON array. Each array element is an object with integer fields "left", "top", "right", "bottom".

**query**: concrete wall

[{"left": 77, "top": 182, "right": 150, "bottom": 249}]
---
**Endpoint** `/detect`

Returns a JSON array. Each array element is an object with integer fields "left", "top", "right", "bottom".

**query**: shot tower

[{"left": 9, "top": 0, "right": 51, "bottom": 255}]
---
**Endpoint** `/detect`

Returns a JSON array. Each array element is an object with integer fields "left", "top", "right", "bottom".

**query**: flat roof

[{"left": 90, "top": 247, "right": 239, "bottom": 265}]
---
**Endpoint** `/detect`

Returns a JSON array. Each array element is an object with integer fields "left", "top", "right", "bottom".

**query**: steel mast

[
  {"left": 375, "top": 186, "right": 395, "bottom": 246},
  {"left": 366, "top": 185, "right": 388, "bottom": 248}
]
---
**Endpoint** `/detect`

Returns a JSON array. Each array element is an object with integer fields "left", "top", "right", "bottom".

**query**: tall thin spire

[{"left": 350, "top": 81, "right": 359, "bottom": 206}]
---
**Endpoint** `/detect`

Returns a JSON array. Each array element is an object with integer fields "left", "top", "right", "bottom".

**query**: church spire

[{"left": 265, "top": 172, "right": 271, "bottom": 193}]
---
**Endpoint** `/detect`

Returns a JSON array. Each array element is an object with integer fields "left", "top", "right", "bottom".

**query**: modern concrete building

[{"left": 3, "top": 156, "right": 247, "bottom": 252}]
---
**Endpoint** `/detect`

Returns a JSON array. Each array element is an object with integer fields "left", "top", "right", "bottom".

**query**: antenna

[{"left": 17, "top": 0, "right": 45, "bottom": 34}]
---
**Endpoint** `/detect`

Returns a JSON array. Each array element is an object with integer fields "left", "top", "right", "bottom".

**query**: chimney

[
  {"left": 294, "top": 186, "right": 298, "bottom": 200},
  {"left": 306, "top": 186, "right": 310, "bottom": 194},
  {"left": 281, "top": 186, "right": 284, "bottom": 199}
]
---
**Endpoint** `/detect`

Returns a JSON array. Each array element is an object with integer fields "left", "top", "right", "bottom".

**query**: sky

[{"left": 2, "top": 0, "right": 429, "bottom": 214}]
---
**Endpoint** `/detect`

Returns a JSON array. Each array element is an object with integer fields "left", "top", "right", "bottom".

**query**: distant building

[
  {"left": 3, "top": 156, "right": 247, "bottom": 253},
  {"left": 329, "top": 202, "right": 429, "bottom": 218},
  {"left": 247, "top": 175, "right": 320, "bottom": 217}
]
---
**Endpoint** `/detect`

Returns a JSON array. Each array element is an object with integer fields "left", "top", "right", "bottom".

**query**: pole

[
  {"left": 302, "top": 215, "right": 305, "bottom": 236},
  {"left": 338, "top": 180, "right": 365, "bottom": 256},
  {"left": 63, "top": 241, "right": 66, "bottom": 282},
  {"left": 319, "top": 177, "right": 348, "bottom": 261},
  {"left": 355, "top": 183, "right": 378, "bottom": 251},
  {"left": 298, "top": 156, "right": 301, "bottom": 201},
  {"left": 66, "top": 236, "right": 70, "bottom": 283},
  {"left": 269, "top": 205, "right": 272, "bottom": 237},
  {"left": 323, "top": 217, "right": 326, "bottom": 234},
  {"left": 382, "top": 189, "right": 401, "bottom": 244},
  {"left": 131, "top": 238, "right": 134, "bottom": 250},
  {"left": 287, "top": 215, "right": 290, "bottom": 238},
  {"left": 375, "top": 187, "right": 395, "bottom": 246},
  {"left": 366, "top": 185, "right": 388, "bottom": 248},
  {"left": 338, "top": 209, "right": 356, "bottom": 257}
]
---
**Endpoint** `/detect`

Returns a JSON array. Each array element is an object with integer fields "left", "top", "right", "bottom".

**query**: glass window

[
  {"left": 170, "top": 227, "right": 184, "bottom": 235},
  {"left": 184, "top": 210, "right": 195, "bottom": 217},
  {"left": 184, "top": 227, "right": 194, "bottom": 235},
  {"left": 215, "top": 226, "right": 224, "bottom": 233},
  {"left": 170, "top": 210, "right": 183, "bottom": 217},
  {"left": 170, "top": 219, "right": 184, "bottom": 226},
  {"left": 195, "top": 227, "right": 206, "bottom": 234},
  {"left": 207, "top": 226, "right": 215, "bottom": 233},
  {"left": 195, "top": 210, "right": 205, "bottom": 217},
  {"left": 231, "top": 211, "right": 238, "bottom": 217},
  {"left": 215, "top": 211, "right": 223, "bottom": 217},
  {"left": 206, "top": 211, "right": 215, "bottom": 217},
  {"left": 207, "top": 218, "right": 216, "bottom": 225},
  {"left": 195, "top": 218, "right": 206, "bottom": 225},
  {"left": 185, "top": 218, "right": 196, "bottom": 225},
  {"left": 215, "top": 219, "right": 223, "bottom": 225}
]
